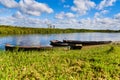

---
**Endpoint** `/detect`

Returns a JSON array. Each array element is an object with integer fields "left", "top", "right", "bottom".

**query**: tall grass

[
  {"left": 0, "top": 44, "right": 120, "bottom": 79},
  {"left": 0, "top": 25, "right": 120, "bottom": 35}
]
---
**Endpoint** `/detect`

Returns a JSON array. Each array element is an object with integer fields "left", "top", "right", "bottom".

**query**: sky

[{"left": 0, "top": 0, "right": 120, "bottom": 30}]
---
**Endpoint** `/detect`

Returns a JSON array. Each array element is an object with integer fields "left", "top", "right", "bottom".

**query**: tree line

[{"left": 0, "top": 25, "right": 120, "bottom": 35}]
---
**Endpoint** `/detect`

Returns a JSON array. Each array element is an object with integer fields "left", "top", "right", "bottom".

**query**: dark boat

[
  {"left": 5, "top": 44, "right": 53, "bottom": 51},
  {"left": 50, "top": 40, "right": 69, "bottom": 47},
  {"left": 50, "top": 40, "right": 82, "bottom": 49},
  {"left": 63, "top": 40, "right": 112, "bottom": 46}
]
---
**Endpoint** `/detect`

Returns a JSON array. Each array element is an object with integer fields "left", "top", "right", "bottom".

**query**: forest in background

[{"left": 0, "top": 25, "right": 120, "bottom": 35}]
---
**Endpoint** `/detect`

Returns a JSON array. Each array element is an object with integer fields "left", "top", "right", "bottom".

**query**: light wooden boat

[{"left": 5, "top": 44, "right": 52, "bottom": 51}]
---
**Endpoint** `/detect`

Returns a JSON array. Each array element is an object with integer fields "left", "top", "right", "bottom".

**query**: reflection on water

[{"left": 0, "top": 33, "right": 120, "bottom": 50}]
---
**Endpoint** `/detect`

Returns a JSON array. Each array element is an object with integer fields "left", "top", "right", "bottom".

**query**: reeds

[{"left": 0, "top": 25, "right": 119, "bottom": 35}]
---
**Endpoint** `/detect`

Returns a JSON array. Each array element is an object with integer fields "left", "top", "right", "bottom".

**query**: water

[{"left": 0, "top": 32, "right": 120, "bottom": 50}]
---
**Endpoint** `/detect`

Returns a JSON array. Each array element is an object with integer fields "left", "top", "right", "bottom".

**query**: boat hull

[
  {"left": 5, "top": 44, "right": 52, "bottom": 51},
  {"left": 63, "top": 40, "right": 112, "bottom": 46},
  {"left": 50, "top": 40, "right": 69, "bottom": 47}
]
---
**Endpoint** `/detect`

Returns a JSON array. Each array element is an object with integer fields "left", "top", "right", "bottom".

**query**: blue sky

[{"left": 0, "top": 0, "right": 120, "bottom": 30}]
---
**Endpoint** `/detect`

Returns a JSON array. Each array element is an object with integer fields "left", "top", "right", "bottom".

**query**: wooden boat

[
  {"left": 50, "top": 40, "right": 82, "bottom": 49},
  {"left": 63, "top": 40, "right": 112, "bottom": 46},
  {"left": 5, "top": 44, "right": 53, "bottom": 51},
  {"left": 50, "top": 40, "right": 69, "bottom": 47}
]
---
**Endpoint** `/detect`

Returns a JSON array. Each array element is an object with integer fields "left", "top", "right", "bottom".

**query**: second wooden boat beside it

[{"left": 63, "top": 40, "right": 112, "bottom": 46}]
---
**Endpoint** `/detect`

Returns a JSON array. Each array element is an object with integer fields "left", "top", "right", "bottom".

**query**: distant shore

[{"left": 0, "top": 25, "right": 120, "bottom": 35}]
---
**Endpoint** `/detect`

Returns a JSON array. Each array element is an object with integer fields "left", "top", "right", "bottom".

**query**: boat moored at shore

[
  {"left": 63, "top": 40, "right": 112, "bottom": 46},
  {"left": 5, "top": 44, "right": 53, "bottom": 51}
]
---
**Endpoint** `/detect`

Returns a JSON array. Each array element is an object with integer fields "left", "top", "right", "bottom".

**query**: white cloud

[
  {"left": 94, "top": 10, "right": 109, "bottom": 18},
  {"left": 54, "top": 13, "right": 120, "bottom": 30},
  {"left": 12, "top": 11, "right": 24, "bottom": 18},
  {"left": 97, "top": 0, "right": 117, "bottom": 10},
  {"left": 114, "top": 13, "right": 120, "bottom": 19},
  {"left": 0, "top": 0, "right": 53, "bottom": 16},
  {"left": 80, "top": 17, "right": 120, "bottom": 30},
  {"left": 54, "top": 19, "right": 79, "bottom": 28},
  {"left": 65, "top": 13, "right": 75, "bottom": 18},
  {"left": 94, "top": 17, "right": 120, "bottom": 29},
  {"left": 0, "top": 0, "right": 54, "bottom": 27},
  {"left": 61, "top": 0, "right": 66, "bottom": 3},
  {"left": 0, "top": 0, "right": 120, "bottom": 30},
  {"left": 94, "top": 12, "right": 101, "bottom": 18},
  {"left": 55, "top": 12, "right": 75, "bottom": 19},
  {"left": 64, "top": 5, "right": 70, "bottom": 8},
  {"left": 101, "top": 10, "right": 109, "bottom": 14},
  {"left": 71, "top": 0, "right": 96, "bottom": 15},
  {"left": 19, "top": 0, "right": 53, "bottom": 16},
  {"left": 55, "top": 12, "right": 65, "bottom": 19},
  {"left": 1, "top": 13, "right": 120, "bottom": 30},
  {"left": 0, "top": 0, "right": 18, "bottom": 8},
  {"left": 0, "top": 16, "right": 51, "bottom": 28}
]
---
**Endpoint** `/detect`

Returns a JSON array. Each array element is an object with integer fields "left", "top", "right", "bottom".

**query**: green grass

[
  {"left": 0, "top": 45, "right": 120, "bottom": 80},
  {"left": 0, "top": 25, "right": 120, "bottom": 35}
]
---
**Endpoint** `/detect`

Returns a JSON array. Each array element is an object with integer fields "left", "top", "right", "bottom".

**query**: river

[{"left": 0, "top": 32, "right": 120, "bottom": 50}]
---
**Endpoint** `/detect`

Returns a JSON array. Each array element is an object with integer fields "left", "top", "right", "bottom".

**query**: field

[{"left": 0, "top": 44, "right": 120, "bottom": 80}]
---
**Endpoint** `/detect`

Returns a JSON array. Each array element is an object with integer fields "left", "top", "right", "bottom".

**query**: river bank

[
  {"left": 0, "top": 25, "right": 120, "bottom": 35},
  {"left": 0, "top": 44, "right": 119, "bottom": 79}
]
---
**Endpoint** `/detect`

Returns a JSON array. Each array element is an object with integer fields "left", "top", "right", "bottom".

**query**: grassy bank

[
  {"left": 0, "top": 25, "right": 120, "bottom": 35},
  {"left": 0, "top": 45, "right": 120, "bottom": 79}
]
